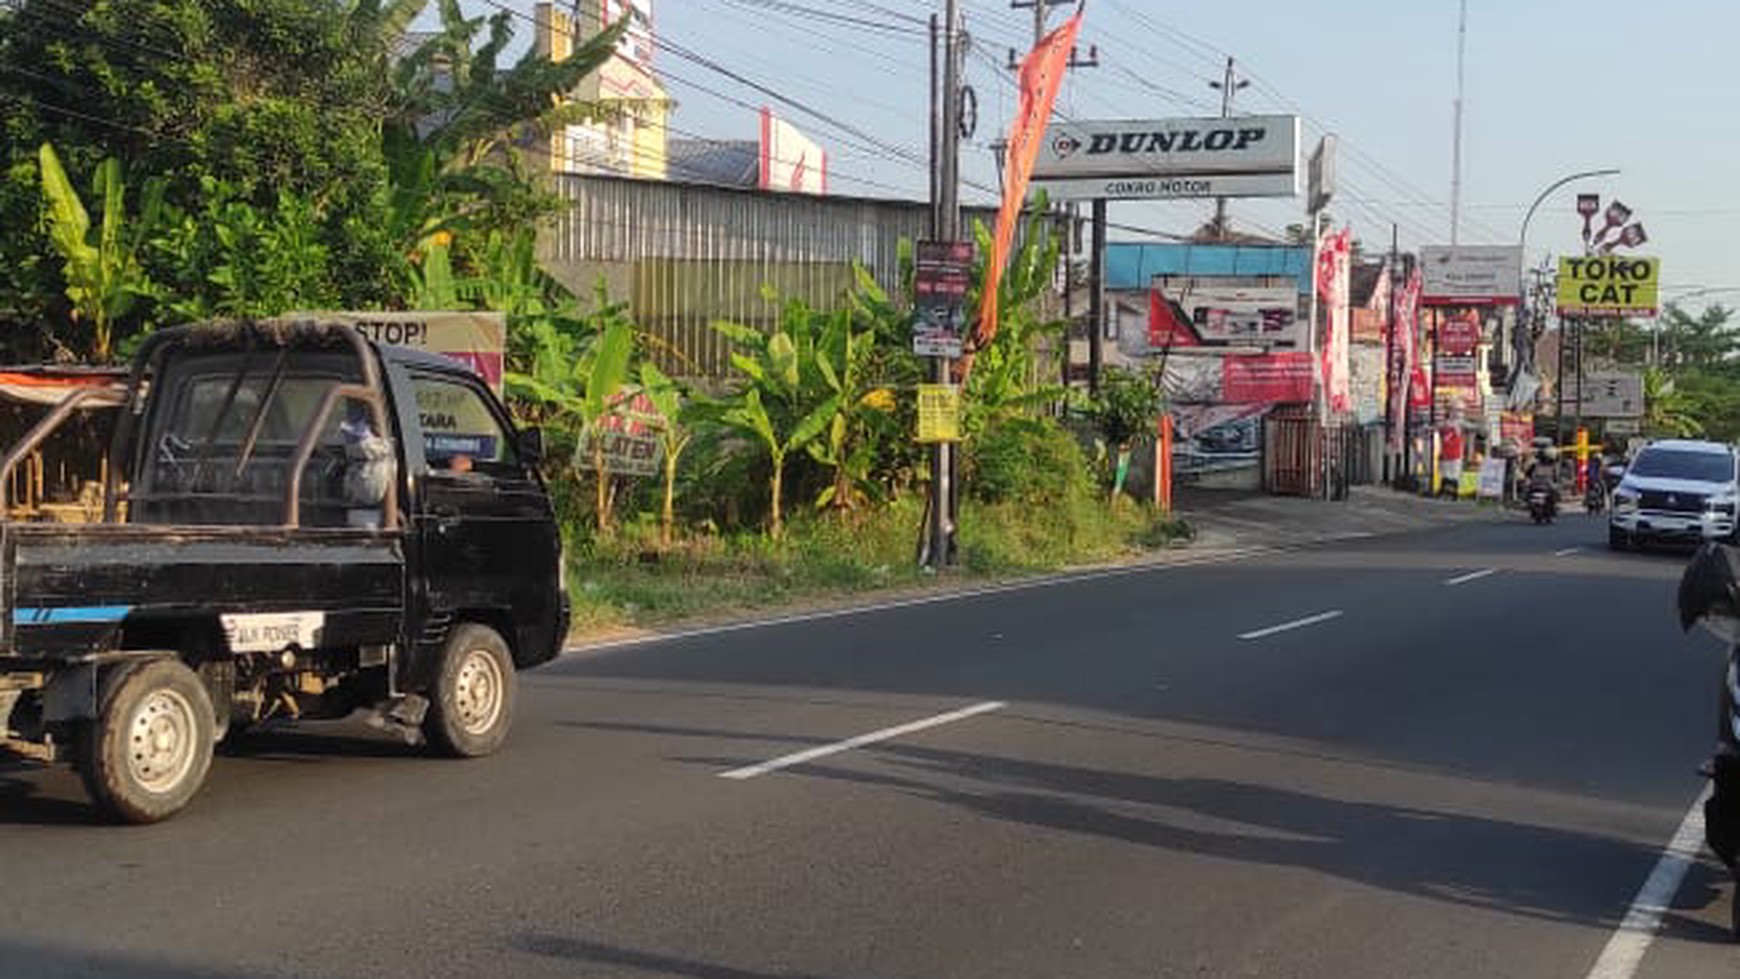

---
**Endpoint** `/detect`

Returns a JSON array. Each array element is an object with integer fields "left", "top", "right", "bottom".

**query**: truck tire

[
  {"left": 424, "top": 623, "right": 517, "bottom": 758},
  {"left": 78, "top": 659, "right": 216, "bottom": 824}
]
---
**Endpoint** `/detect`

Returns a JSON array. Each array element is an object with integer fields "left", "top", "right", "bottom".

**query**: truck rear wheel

[
  {"left": 79, "top": 659, "right": 216, "bottom": 824},
  {"left": 424, "top": 623, "right": 517, "bottom": 758}
]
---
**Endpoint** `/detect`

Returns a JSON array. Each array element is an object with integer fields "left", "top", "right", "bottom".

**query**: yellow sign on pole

[
  {"left": 915, "top": 384, "right": 962, "bottom": 443},
  {"left": 1555, "top": 256, "right": 1660, "bottom": 317}
]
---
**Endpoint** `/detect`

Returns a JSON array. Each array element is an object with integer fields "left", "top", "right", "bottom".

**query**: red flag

[{"left": 974, "top": 10, "right": 1082, "bottom": 354}]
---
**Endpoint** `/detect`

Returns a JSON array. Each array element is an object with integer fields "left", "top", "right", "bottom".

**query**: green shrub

[{"left": 966, "top": 417, "right": 1093, "bottom": 507}]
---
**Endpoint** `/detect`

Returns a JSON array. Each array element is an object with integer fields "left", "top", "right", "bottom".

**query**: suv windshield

[{"left": 1630, "top": 449, "right": 1735, "bottom": 482}]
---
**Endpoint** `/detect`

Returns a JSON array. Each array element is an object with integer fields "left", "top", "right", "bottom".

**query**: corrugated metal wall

[{"left": 540, "top": 173, "right": 995, "bottom": 375}]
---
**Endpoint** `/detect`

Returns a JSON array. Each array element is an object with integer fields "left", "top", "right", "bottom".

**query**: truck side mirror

[{"left": 516, "top": 427, "right": 546, "bottom": 466}]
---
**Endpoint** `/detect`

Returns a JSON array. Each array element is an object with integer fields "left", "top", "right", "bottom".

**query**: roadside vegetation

[{"left": 0, "top": 0, "right": 1188, "bottom": 634}]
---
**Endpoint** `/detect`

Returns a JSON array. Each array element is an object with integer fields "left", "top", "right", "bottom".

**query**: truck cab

[{"left": 0, "top": 320, "right": 568, "bottom": 822}]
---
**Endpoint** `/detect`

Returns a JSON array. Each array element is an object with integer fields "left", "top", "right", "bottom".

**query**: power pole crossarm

[{"left": 1207, "top": 56, "right": 1248, "bottom": 239}]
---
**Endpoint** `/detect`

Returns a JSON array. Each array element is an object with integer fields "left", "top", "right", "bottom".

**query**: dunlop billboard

[{"left": 1556, "top": 256, "right": 1660, "bottom": 317}]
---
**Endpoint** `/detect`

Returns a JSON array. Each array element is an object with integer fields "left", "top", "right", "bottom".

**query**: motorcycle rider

[
  {"left": 1525, "top": 445, "right": 1560, "bottom": 514},
  {"left": 1585, "top": 454, "right": 1607, "bottom": 513}
]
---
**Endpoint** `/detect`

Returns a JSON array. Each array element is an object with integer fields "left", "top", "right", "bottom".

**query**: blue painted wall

[{"left": 1106, "top": 243, "right": 1312, "bottom": 294}]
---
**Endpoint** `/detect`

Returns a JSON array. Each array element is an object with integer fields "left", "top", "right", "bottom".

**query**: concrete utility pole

[
  {"left": 1208, "top": 56, "right": 1248, "bottom": 240},
  {"left": 924, "top": 0, "right": 963, "bottom": 569}
]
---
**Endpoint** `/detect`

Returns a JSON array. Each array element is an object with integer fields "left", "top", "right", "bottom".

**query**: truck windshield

[{"left": 1630, "top": 449, "right": 1735, "bottom": 483}]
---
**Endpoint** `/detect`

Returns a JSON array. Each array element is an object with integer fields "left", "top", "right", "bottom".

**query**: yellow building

[{"left": 535, "top": 0, "right": 670, "bottom": 179}]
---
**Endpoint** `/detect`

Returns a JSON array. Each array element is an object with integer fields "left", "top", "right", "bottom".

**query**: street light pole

[
  {"left": 1515, "top": 168, "right": 1618, "bottom": 437},
  {"left": 1518, "top": 168, "right": 1620, "bottom": 270}
]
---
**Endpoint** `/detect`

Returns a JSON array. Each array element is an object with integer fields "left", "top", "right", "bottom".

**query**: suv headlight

[
  {"left": 1613, "top": 492, "right": 1639, "bottom": 513},
  {"left": 1707, "top": 496, "right": 1738, "bottom": 516}
]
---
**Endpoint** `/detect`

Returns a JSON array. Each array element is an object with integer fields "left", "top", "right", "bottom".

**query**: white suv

[{"left": 1610, "top": 439, "right": 1740, "bottom": 549}]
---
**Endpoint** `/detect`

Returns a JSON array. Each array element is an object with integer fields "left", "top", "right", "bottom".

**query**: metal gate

[{"left": 1263, "top": 410, "right": 1357, "bottom": 499}]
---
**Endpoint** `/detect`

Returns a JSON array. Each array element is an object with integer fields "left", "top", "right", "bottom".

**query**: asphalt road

[{"left": 2, "top": 509, "right": 1736, "bottom": 978}]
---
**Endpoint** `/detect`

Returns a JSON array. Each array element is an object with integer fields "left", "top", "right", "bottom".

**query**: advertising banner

[
  {"left": 1500, "top": 411, "right": 1534, "bottom": 443},
  {"left": 581, "top": 392, "right": 664, "bottom": 477},
  {"left": 1149, "top": 279, "right": 1301, "bottom": 349},
  {"left": 1420, "top": 245, "right": 1522, "bottom": 306},
  {"left": 1434, "top": 353, "right": 1478, "bottom": 387},
  {"left": 1555, "top": 256, "right": 1660, "bottom": 317},
  {"left": 317, "top": 311, "right": 506, "bottom": 394},
  {"left": 911, "top": 240, "right": 973, "bottom": 357},
  {"left": 915, "top": 384, "right": 962, "bottom": 443},
  {"left": 1564, "top": 372, "right": 1645, "bottom": 417},
  {"left": 1432, "top": 308, "right": 1479, "bottom": 387},
  {"left": 1387, "top": 267, "right": 1422, "bottom": 452},
  {"left": 1222, "top": 352, "right": 1315, "bottom": 403},
  {"left": 1170, "top": 403, "right": 1270, "bottom": 476},
  {"left": 1033, "top": 115, "right": 1300, "bottom": 194},
  {"left": 1317, "top": 227, "right": 1352, "bottom": 414},
  {"left": 759, "top": 109, "right": 827, "bottom": 195},
  {"left": 1436, "top": 309, "right": 1481, "bottom": 355}
]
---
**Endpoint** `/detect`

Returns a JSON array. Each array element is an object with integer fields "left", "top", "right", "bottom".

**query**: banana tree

[
  {"left": 505, "top": 299, "right": 636, "bottom": 534},
  {"left": 713, "top": 313, "right": 839, "bottom": 537},
  {"left": 639, "top": 361, "right": 693, "bottom": 548},
  {"left": 804, "top": 305, "right": 891, "bottom": 510},
  {"left": 719, "top": 387, "right": 837, "bottom": 538},
  {"left": 37, "top": 143, "right": 163, "bottom": 361}
]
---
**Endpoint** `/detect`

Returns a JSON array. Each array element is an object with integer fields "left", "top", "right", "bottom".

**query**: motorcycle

[
  {"left": 1527, "top": 482, "right": 1558, "bottom": 524},
  {"left": 1677, "top": 544, "right": 1740, "bottom": 937},
  {"left": 1586, "top": 482, "right": 1608, "bottom": 515}
]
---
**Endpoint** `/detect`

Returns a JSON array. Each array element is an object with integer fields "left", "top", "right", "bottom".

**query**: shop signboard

[
  {"left": 1556, "top": 256, "right": 1660, "bottom": 317},
  {"left": 1564, "top": 372, "right": 1644, "bottom": 418},
  {"left": 1420, "top": 245, "right": 1522, "bottom": 306},
  {"left": 1033, "top": 115, "right": 1301, "bottom": 201}
]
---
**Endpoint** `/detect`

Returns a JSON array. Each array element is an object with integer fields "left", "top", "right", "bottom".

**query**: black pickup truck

[{"left": 0, "top": 320, "right": 568, "bottom": 822}]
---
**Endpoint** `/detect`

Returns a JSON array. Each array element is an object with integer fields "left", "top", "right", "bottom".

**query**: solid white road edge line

[
  {"left": 718, "top": 701, "right": 1007, "bottom": 780},
  {"left": 1584, "top": 785, "right": 1711, "bottom": 979},
  {"left": 1237, "top": 610, "right": 1344, "bottom": 641},
  {"left": 1555, "top": 547, "right": 1584, "bottom": 557},
  {"left": 1445, "top": 568, "right": 1500, "bottom": 586},
  {"left": 567, "top": 546, "right": 1277, "bottom": 654}
]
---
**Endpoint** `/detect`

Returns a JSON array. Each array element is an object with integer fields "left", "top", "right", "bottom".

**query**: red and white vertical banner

[
  {"left": 972, "top": 9, "right": 1082, "bottom": 360},
  {"left": 1388, "top": 266, "right": 1422, "bottom": 452},
  {"left": 1316, "top": 226, "right": 1352, "bottom": 416}
]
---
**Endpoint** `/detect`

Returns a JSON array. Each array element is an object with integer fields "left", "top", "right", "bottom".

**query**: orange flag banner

[{"left": 974, "top": 10, "right": 1082, "bottom": 355}]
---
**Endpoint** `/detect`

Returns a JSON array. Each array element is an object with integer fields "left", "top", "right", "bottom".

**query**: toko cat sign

[{"left": 1556, "top": 255, "right": 1660, "bottom": 317}]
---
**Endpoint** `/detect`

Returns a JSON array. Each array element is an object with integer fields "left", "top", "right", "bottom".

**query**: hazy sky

[{"left": 637, "top": 1, "right": 1733, "bottom": 310}]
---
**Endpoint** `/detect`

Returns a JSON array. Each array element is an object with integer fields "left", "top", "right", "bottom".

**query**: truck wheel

[
  {"left": 78, "top": 659, "right": 216, "bottom": 824},
  {"left": 424, "top": 623, "right": 517, "bottom": 758}
]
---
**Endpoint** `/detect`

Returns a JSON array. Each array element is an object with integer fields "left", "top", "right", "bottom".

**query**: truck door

[{"left": 404, "top": 370, "right": 562, "bottom": 670}]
